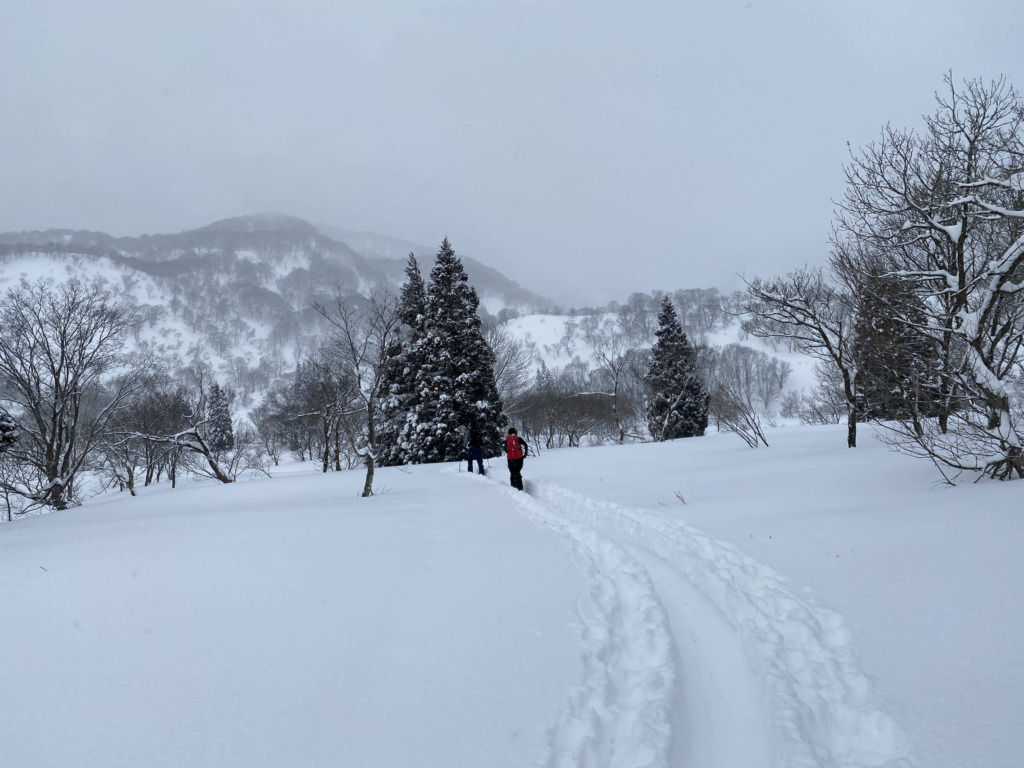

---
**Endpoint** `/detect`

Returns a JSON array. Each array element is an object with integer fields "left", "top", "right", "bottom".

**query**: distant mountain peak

[
  {"left": 0, "top": 214, "right": 557, "bottom": 312},
  {"left": 196, "top": 214, "right": 319, "bottom": 236}
]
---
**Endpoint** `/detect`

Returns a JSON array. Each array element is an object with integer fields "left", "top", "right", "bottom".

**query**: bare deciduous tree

[
  {"left": 741, "top": 267, "right": 859, "bottom": 447},
  {"left": 0, "top": 278, "right": 147, "bottom": 508},
  {"left": 709, "top": 344, "right": 772, "bottom": 448},
  {"left": 582, "top": 316, "right": 645, "bottom": 443},
  {"left": 484, "top": 319, "right": 534, "bottom": 421},
  {"left": 315, "top": 290, "right": 401, "bottom": 497}
]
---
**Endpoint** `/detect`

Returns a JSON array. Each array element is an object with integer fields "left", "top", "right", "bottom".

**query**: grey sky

[{"left": 2, "top": 1, "right": 1022, "bottom": 305}]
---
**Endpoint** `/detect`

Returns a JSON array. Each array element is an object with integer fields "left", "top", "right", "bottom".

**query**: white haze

[{"left": 2, "top": 1, "right": 1023, "bottom": 304}]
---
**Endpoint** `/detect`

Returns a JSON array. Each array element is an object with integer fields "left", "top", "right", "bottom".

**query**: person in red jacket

[{"left": 502, "top": 427, "right": 529, "bottom": 491}]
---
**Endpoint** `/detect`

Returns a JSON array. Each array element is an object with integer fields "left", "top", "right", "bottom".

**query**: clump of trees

[
  {"left": 389, "top": 239, "right": 504, "bottom": 464},
  {"left": 508, "top": 295, "right": 787, "bottom": 451},
  {"left": 252, "top": 240, "right": 505, "bottom": 495},
  {"left": 743, "top": 73, "right": 1024, "bottom": 481},
  {"left": 0, "top": 277, "right": 275, "bottom": 517},
  {"left": 0, "top": 240, "right": 509, "bottom": 513},
  {"left": 518, "top": 361, "right": 618, "bottom": 449}
]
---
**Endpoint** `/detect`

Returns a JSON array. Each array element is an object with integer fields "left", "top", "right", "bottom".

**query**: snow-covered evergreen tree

[
  {"left": 378, "top": 254, "right": 428, "bottom": 465},
  {"left": 645, "top": 297, "right": 709, "bottom": 440},
  {"left": 0, "top": 410, "right": 17, "bottom": 453},
  {"left": 206, "top": 383, "right": 235, "bottom": 453},
  {"left": 400, "top": 239, "right": 504, "bottom": 463}
]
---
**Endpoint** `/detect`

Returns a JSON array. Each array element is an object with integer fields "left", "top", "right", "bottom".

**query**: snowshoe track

[
  {"left": 509, "top": 479, "right": 912, "bottom": 768},
  {"left": 506, "top": 484, "right": 676, "bottom": 768}
]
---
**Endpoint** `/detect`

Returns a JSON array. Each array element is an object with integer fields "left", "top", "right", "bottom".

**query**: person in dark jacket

[
  {"left": 502, "top": 427, "right": 528, "bottom": 490},
  {"left": 466, "top": 424, "right": 485, "bottom": 475}
]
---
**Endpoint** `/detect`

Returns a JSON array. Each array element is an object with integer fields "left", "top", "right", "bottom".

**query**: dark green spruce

[
  {"left": 399, "top": 239, "right": 504, "bottom": 463},
  {"left": 645, "top": 296, "right": 708, "bottom": 440},
  {"left": 378, "top": 254, "right": 428, "bottom": 465}
]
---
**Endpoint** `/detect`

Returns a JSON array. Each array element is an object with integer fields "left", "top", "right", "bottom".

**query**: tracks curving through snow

[
  {"left": 509, "top": 483, "right": 676, "bottom": 768},
  {"left": 507, "top": 479, "right": 912, "bottom": 768}
]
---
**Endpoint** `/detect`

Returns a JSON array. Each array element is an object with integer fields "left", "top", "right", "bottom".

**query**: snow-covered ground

[{"left": 2, "top": 423, "right": 1021, "bottom": 767}]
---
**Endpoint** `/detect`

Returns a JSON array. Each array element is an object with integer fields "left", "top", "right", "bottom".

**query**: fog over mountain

[{"left": 0, "top": 214, "right": 555, "bottom": 312}]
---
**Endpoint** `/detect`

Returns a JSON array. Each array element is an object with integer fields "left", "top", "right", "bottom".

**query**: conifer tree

[
  {"left": 852, "top": 272, "right": 942, "bottom": 428},
  {"left": 0, "top": 410, "right": 17, "bottom": 454},
  {"left": 206, "top": 383, "right": 235, "bottom": 453},
  {"left": 378, "top": 254, "right": 428, "bottom": 465},
  {"left": 645, "top": 297, "right": 709, "bottom": 440},
  {"left": 400, "top": 239, "right": 504, "bottom": 463}
]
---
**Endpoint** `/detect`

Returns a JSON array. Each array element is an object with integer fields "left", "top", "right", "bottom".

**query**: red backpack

[{"left": 505, "top": 434, "right": 523, "bottom": 460}]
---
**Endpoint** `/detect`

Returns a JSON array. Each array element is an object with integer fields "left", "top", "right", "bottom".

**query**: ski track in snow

[
  {"left": 505, "top": 478, "right": 913, "bottom": 768},
  {"left": 502, "top": 482, "right": 676, "bottom": 768}
]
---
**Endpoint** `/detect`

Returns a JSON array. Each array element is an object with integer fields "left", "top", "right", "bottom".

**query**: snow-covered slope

[
  {"left": 0, "top": 217, "right": 558, "bottom": 401},
  {"left": 507, "top": 310, "right": 817, "bottom": 394},
  {"left": 0, "top": 251, "right": 270, "bottom": 389},
  {"left": 3, "top": 423, "right": 1019, "bottom": 767}
]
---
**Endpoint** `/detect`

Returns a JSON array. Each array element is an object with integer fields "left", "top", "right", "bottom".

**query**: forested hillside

[{"left": 0, "top": 216, "right": 809, "bottom": 517}]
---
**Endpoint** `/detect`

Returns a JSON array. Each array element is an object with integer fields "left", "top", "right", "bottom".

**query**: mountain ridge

[{"left": 0, "top": 214, "right": 556, "bottom": 311}]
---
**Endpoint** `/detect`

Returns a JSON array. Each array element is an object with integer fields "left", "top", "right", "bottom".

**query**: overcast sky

[{"left": 2, "top": 1, "right": 1022, "bottom": 305}]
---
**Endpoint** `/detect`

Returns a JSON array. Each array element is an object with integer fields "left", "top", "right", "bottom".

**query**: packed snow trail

[
  {"left": 498, "top": 481, "right": 676, "bottom": 767},
  {"left": 503, "top": 477, "right": 912, "bottom": 768}
]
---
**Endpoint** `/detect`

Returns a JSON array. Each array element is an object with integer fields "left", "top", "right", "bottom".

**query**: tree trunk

[
  {"left": 844, "top": 370, "right": 858, "bottom": 448},
  {"left": 321, "top": 420, "right": 330, "bottom": 473},
  {"left": 46, "top": 482, "right": 69, "bottom": 510},
  {"left": 125, "top": 464, "right": 136, "bottom": 497},
  {"left": 612, "top": 380, "right": 624, "bottom": 444},
  {"left": 174, "top": 432, "right": 232, "bottom": 484},
  {"left": 361, "top": 400, "right": 377, "bottom": 497},
  {"left": 204, "top": 452, "right": 233, "bottom": 484},
  {"left": 938, "top": 377, "right": 952, "bottom": 434},
  {"left": 362, "top": 455, "right": 375, "bottom": 498}
]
